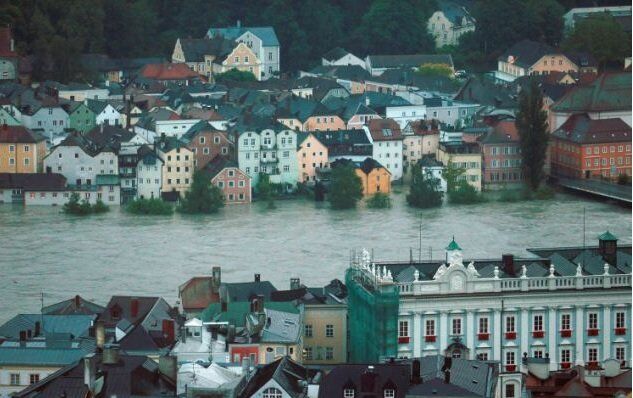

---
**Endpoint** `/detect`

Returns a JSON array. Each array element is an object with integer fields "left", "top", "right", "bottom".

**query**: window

[
  {"left": 616, "top": 312, "right": 626, "bottom": 328},
  {"left": 505, "top": 316, "right": 515, "bottom": 332},
  {"left": 238, "top": 180, "right": 245, "bottom": 187},
  {"left": 399, "top": 321, "right": 409, "bottom": 337},
  {"left": 505, "top": 351, "right": 515, "bottom": 365},
  {"left": 477, "top": 352, "right": 489, "bottom": 361},
  {"left": 262, "top": 388, "right": 282, "bottom": 398},
  {"left": 479, "top": 317, "right": 489, "bottom": 333},
  {"left": 533, "top": 315, "right": 543, "bottom": 331},
  {"left": 452, "top": 318, "right": 462, "bottom": 335},
  {"left": 234, "top": 56, "right": 239, "bottom": 63},
  {"left": 384, "top": 390, "right": 395, "bottom": 398},
  {"left": 533, "top": 350, "right": 543, "bottom": 358},
  {"left": 588, "top": 313, "right": 598, "bottom": 329},
  {"left": 305, "top": 346, "right": 313, "bottom": 360},
  {"left": 10, "top": 373, "right": 20, "bottom": 385},
  {"left": 505, "top": 383, "right": 516, "bottom": 398},
  {"left": 344, "top": 389, "right": 355, "bottom": 398},
  {"left": 325, "top": 347, "right": 334, "bottom": 360},
  {"left": 426, "top": 319, "right": 435, "bottom": 336},
  {"left": 561, "top": 314, "right": 571, "bottom": 330},
  {"left": 588, "top": 347, "right": 598, "bottom": 362},
  {"left": 326, "top": 324, "right": 334, "bottom": 338},
  {"left": 561, "top": 349, "right": 571, "bottom": 363},
  {"left": 616, "top": 346, "right": 626, "bottom": 361},
  {"left": 29, "top": 374, "right": 39, "bottom": 384}
]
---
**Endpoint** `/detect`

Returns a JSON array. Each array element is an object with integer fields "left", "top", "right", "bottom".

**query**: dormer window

[
  {"left": 384, "top": 389, "right": 395, "bottom": 398},
  {"left": 344, "top": 389, "right": 355, "bottom": 398}
]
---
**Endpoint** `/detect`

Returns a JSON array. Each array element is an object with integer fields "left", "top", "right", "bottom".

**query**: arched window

[{"left": 262, "top": 387, "right": 283, "bottom": 398}]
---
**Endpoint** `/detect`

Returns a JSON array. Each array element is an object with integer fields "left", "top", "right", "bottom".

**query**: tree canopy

[
  {"left": 407, "top": 167, "right": 444, "bottom": 208},
  {"left": 178, "top": 171, "right": 225, "bottom": 214},
  {"left": 516, "top": 80, "right": 549, "bottom": 191},
  {"left": 328, "top": 164, "right": 363, "bottom": 210}
]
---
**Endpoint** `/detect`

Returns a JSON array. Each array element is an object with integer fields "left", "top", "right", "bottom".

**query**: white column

[
  {"left": 548, "top": 307, "right": 557, "bottom": 370},
  {"left": 466, "top": 310, "right": 475, "bottom": 360},
  {"left": 520, "top": 308, "right": 529, "bottom": 359},
  {"left": 575, "top": 305, "right": 585, "bottom": 365},
  {"left": 440, "top": 311, "right": 449, "bottom": 353},
  {"left": 603, "top": 305, "right": 611, "bottom": 361},
  {"left": 493, "top": 309, "right": 502, "bottom": 361},
  {"left": 413, "top": 313, "right": 422, "bottom": 358}
]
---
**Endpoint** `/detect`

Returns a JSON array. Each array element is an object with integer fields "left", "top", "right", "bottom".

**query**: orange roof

[{"left": 140, "top": 63, "right": 200, "bottom": 80}]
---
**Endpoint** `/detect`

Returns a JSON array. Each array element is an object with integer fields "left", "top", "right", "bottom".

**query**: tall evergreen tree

[{"left": 516, "top": 80, "right": 549, "bottom": 191}]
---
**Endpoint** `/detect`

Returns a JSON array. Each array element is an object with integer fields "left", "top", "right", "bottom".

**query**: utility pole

[{"left": 418, "top": 223, "right": 422, "bottom": 263}]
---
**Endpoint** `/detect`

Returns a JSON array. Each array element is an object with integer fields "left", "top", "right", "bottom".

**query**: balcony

[
  {"left": 505, "top": 332, "right": 516, "bottom": 340},
  {"left": 560, "top": 330, "right": 572, "bottom": 338},
  {"left": 425, "top": 335, "right": 436, "bottom": 342},
  {"left": 532, "top": 331, "right": 544, "bottom": 338},
  {"left": 477, "top": 333, "right": 489, "bottom": 341},
  {"left": 398, "top": 336, "right": 410, "bottom": 344},
  {"left": 260, "top": 156, "right": 278, "bottom": 163},
  {"left": 587, "top": 329, "right": 599, "bottom": 336},
  {"left": 586, "top": 361, "right": 600, "bottom": 370},
  {"left": 561, "top": 362, "right": 571, "bottom": 369},
  {"left": 615, "top": 328, "right": 626, "bottom": 335},
  {"left": 505, "top": 365, "right": 517, "bottom": 372}
]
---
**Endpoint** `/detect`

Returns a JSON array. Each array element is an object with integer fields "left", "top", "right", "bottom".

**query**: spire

[{"left": 446, "top": 236, "right": 462, "bottom": 251}]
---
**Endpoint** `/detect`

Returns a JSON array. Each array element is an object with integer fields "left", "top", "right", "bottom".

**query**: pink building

[
  {"left": 205, "top": 156, "right": 251, "bottom": 204},
  {"left": 478, "top": 120, "right": 524, "bottom": 190}
]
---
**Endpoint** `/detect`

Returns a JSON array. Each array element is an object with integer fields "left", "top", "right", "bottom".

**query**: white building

[
  {"left": 44, "top": 134, "right": 118, "bottom": 187},
  {"left": 424, "top": 98, "right": 480, "bottom": 129},
  {"left": 427, "top": 1, "right": 476, "bottom": 48},
  {"left": 563, "top": 6, "right": 631, "bottom": 32},
  {"left": 385, "top": 104, "right": 427, "bottom": 129},
  {"left": 136, "top": 146, "right": 163, "bottom": 200},
  {"left": 321, "top": 47, "right": 366, "bottom": 68},
  {"left": 347, "top": 232, "right": 631, "bottom": 398},
  {"left": 238, "top": 128, "right": 299, "bottom": 189},
  {"left": 364, "top": 119, "right": 404, "bottom": 181},
  {"left": 20, "top": 105, "right": 69, "bottom": 144},
  {"left": 86, "top": 100, "right": 122, "bottom": 127}
]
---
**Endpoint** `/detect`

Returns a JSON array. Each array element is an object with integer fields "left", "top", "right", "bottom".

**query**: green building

[
  {"left": 66, "top": 102, "right": 96, "bottom": 132},
  {"left": 346, "top": 250, "right": 399, "bottom": 363},
  {"left": 0, "top": 107, "right": 21, "bottom": 126}
]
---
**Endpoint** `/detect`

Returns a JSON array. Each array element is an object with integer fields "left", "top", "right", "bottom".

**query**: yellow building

[
  {"left": 437, "top": 141, "right": 482, "bottom": 191},
  {"left": 297, "top": 133, "right": 328, "bottom": 183},
  {"left": 220, "top": 43, "right": 262, "bottom": 80},
  {"left": 0, "top": 125, "right": 46, "bottom": 173},
  {"left": 302, "top": 302, "right": 347, "bottom": 365},
  {"left": 157, "top": 137, "right": 194, "bottom": 196},
  {"left": 357, "top": 158, "right": 391, "bottom": 195}
]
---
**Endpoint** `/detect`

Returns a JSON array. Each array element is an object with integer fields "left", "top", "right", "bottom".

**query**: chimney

[
  {"left": 254, "top": 273, "right": 261, "bottom": 282},
  {"left": 95, "top": 320, "right": 105, "bottom": 351},
  {"left": 34, "top": 321, "right": 41, "bottom": 337},
  {"left": 236, "top": 20, "right": 241, "bottom": 28},
  {"left": 221, "top": 301, "right": 228, "bottom": 312},
  {"left": 19, "top": 330, "right": 26, "bottom": 346},
  {"left": 162, "top": 319, "right": 175, "bottom": 344},
  {"left": 290, "top": 278, "right": 300, "bottom": 290},
  {"left": 130, "top": 298, "right": 139, "bottom": 318},
  {"left": 74, "top": 295, "right": 81, "bottom": 309},
  {"left": 502, "top": 254, "right": 515, "bottom": 277},
  {"left": 84, "top": 353, "right": 96, "bottom": 393},
  {"left": 411, "top": 359, "right": 422, "bottom": 384},
  {"left": 212, "top": 266, "right": 221, "bottom": 290},
  {"left": 100, "top": 123, "right": 104, "bottom": 133},
  {"left": 102, "top": 344, "right": 120, "bottom": 365},
  {"left": 241, "top": 357, "right": 251, "bottom": 377}
]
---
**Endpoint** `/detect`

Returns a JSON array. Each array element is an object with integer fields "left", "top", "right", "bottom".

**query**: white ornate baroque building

[{"left": 349, "top": 232, "right": 631, "bottom": 397}]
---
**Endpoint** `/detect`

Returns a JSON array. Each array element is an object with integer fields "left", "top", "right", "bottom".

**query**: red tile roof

[
  {"left": 0, "top": 125, "right": 45, "bottom": 143},
  {"left": 140, "top": 63, "right": 200, "bottom": 81},
  {"left": 0, "top": 27, "right": 17, "bottom": 58},
  {"left": 407, "top": 119, "right": 440, "bottom": 136},
  {"left": 367, "top": 118, "right": 403, "bottom": 141},
  {"left": 553, "top": 113, "right": 632, "bottom": 144}
]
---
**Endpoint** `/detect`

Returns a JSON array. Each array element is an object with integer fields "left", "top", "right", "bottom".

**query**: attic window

[
  {"left": 382, "top": 128, "right": 393, "bottom": 137},
  {"left": 344, "top": 389, "right": 355, "bottom": 398}
]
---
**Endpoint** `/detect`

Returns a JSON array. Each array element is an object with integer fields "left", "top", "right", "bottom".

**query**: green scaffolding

[{"left": 346, "top": 266, "right": 399, "bottom": 363}]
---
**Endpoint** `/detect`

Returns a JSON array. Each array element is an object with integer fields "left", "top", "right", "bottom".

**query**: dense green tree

[
  {"left": 448, "top": 180, "right": 485, "bottom": 204},
  {"left": 127, "top": 198, "right": 174, "bottom": 215},
  {"left": 526, "top": 0, "right": 565, "bottom": 45},
  {"left": 178, "top": 171, "right": 225, "bottom": 214},
  {"left": 516, "top": 80, "right": 549, "bottom": 191},
  {"left": 407, "top": 167, "right": 444, "bottom": 208},
  {"left": 63, "top": 193, "right": 109, "bottom": 215},
  {"left": 215, "top": 69, "right": 258, "bottom": 82},
  {"left": 328, "top": 165, "right": 363, "bottom": 210},
  {"left": 366, "top": 192, "right": 391, "bottom": 209},
  {"left": 563, "top": 13, "right": 631, "bottom": 68}
]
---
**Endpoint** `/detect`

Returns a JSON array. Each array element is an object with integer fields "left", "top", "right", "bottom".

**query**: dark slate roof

[
  {"left": 478, "top": 120, "right": 519, "bottom": 145},
  {"left": 0, "top": 314, "right": 94, "bottom": 340},
  {"left": 438, "top": 0, "right": 473, "bottom": 25},
  {"left": 311, "top": 129, "right": 373, "bottom": 157},
  {"left": 97, "top": 296, "right": 163, "bottom": 328},
  {"left": 42, "top": 296, "right": 105, "bottom": 316},
  {"left": 55, "top": 131, "right": 116, "bottom": 157},
  {"left": 454, "top": 76, "right": 517, "bottom": 109},
  {"left": 552, "top": 113, "right": 631, "bottom": 144},
  {"left": 500, "top": 40, "right": 557, "bottom": 69},
  {"left": 85, "top": 99, "right": 109, "bottom": 114},
  {"left": 322, "top": 47, "right": 351, "bottom": 62},
  {"left": 407, "top": 377, "right": 483, "bottom": 397},
  {"left": 179, "top": 37, "right": 235, "bottom": 62},
  {"left": 202, "top": 155, "right": 240, "bottom": 179},
  {"left": 275, "top": 96, "right": 321, "bottom": 122},
  {"left": 0, "top": 342, "right": 93, "bottom": 367},
  {"left": 551, "top": 73, "right": 632, "bottom": 113},
  {"left": 118, "top": 325, "right": 160, "bottom": 352},
  {"left": 0, "top": 173, "right": 67, "bottom": 191},
  {"left": 221, "top": 281, "right": 278, "bottom": 302},
  {"left": 207, "top": 26, "right": 280, "bottom": 46},
  {"left": 309, "top": 65, "right": 371, "bottom": 82},
  {"left": 0, "top": 124, "right": 46, "bottom": 143},
  {"left": 318, "top": 363, "right": 411, "bottom": 398},
  {"left": 85, "top": 125, "right": 136, "bottom": 148},
  {"left": 240, "top": 356, "right": 312, "bottom": 398},
  {"left": 369, "top": 68, "right": 460, "bottom": 93},
  {"left": 368, "top": 54, "right": 454, "bottom": 70}
]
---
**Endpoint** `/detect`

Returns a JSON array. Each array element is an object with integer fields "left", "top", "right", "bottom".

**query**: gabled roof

[
  {"left": 599, "top": 231, "right": 618, "bottom": 241},
  {"left": 322, "top": 47, "right": 351, "bottom": 62},
  {"left": 207, "top": 25, "right": 280, "bottom": 47},
  {"left": 222, "top": 280, "right": 278, "bottom": 302},
  {"left": 478, "top": 120, "right": 519, "bottom": 144},
  {"left": 140, "top": 63, "right": 200, "bottom": 81},
  {"left": 551, "top": 73, "right": 632, "bottom": 113},
  {"left": 0, "top": 314, "right": 95, "bottom": 340},
  {"left": 203, "top": 155, "right": 241, "bottom": 179},
  {"left": 308, "top": 65, "right": 371, "bottom": 81},
  {"left": 367, "top": 118, "right": 403, "bottom": 141},
  {"left": 437, "top": 0, "right": 474, "bottom": 25},
  {"left": 42, "top": 295, "right": 105, "bottom": 316},
  {"left": 179, "top": 37, "right": 235, "bottom": 62},
  {"left": 500, "top": 39, "right": 597, "bottom": 70},
  {"left": 85, "top": 125, "right": 136, "bottom": 148},
  {"left": 318, "top": 363, "right": 411, "bottom": 398},
  {"left": 200, "top": 301, "right": 298, "bottom": 327},
  {"left": 240, "top": 357, "right": 311, "bottom": 398},
  {"left": 368, "top": 68, "right": 460, "bottom": 93},
  {"left": 85, "top": 99, "right": 110, "bottom": 114},
  {"left": 0, "top": 124, "right": 46, "bottom": 143},
  {"left": 368, "top": 54, "right": 454, "bottom": 69},
  {"left": 552, "top": 113, "right": 631, "bottom": 144},
  {"left": 97, "top": 296, "right": 163, "bottom": 328}
]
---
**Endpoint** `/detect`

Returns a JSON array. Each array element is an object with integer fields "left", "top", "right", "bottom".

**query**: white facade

[
  {"left": 238, "top": 129, "right": 299, "bottom": 189},
  {"left": 427, "top": 102, "right": 480, "bottom": 128},
  {"left": 95, "top": 104, "right": 122, "bottom": 127},
  {"left": 136, "top": 152, "right": 163, "bottom": 200},
  {"left": 385, "top": 105, "right": 427, "bottom": 129},
  {"left": 322, "top": 53, "right": 366, "bottom": 68},
  {"left": 24, "top": 186, "right": 120, "bottom": 206},
  {"left": 21, "top": 107, "right": 69, "bottom": 143},
  {"left": 363, "top": 127, "right": 404, "bottom": 181},
  {"left": 235, "top": 31, "right": 280, "bottom": 80},
  {"left": 58, "top": 87, "right": 109, "bottom": 102},
  {"left": 0, "top": 365, "right": 59, "bottom": 398},
  {"left": 427, "top": 8, "right": 476, "bottom": 48},
  {"left": 44, "top": 146, "right": 118, "bottom": 187}
]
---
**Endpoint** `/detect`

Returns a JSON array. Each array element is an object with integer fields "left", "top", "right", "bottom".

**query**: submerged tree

[
  {"left": 178, "top": 171, "right": 225, "bottom": 214},
  {"left": 328, "top": 164, "right": 363, "bottom": 209},
  {"left": 407, "top": 167, "right": 444, "bottom": 208},
  {"left": 516, "top": 80, "right": 549, "bottom": 191}
]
